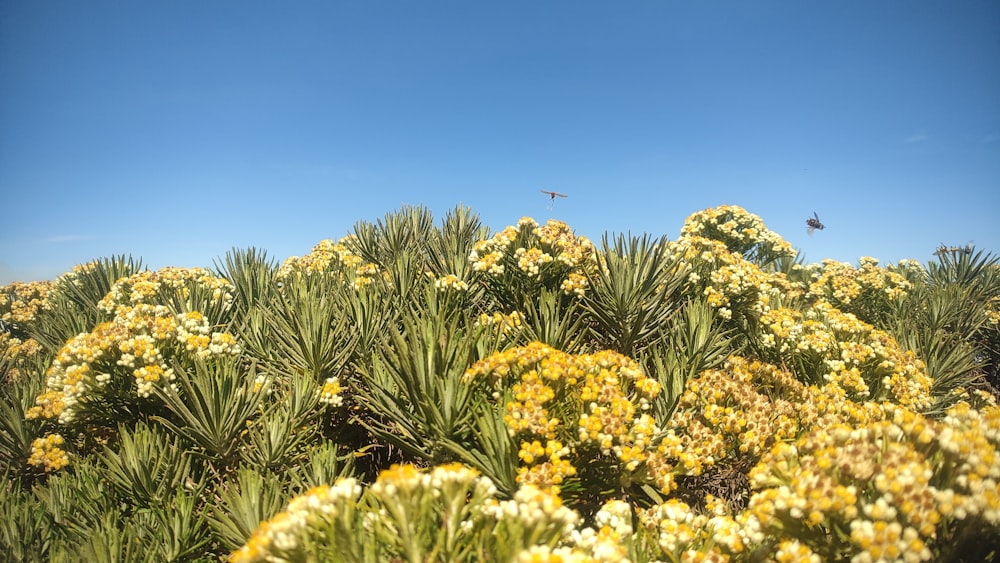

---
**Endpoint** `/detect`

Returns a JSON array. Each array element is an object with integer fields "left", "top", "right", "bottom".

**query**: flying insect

[{"left": 806, "top": 212, "right": 825, "bottom": 235}]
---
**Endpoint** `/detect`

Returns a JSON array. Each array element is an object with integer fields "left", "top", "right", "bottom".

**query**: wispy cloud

[
  {"left": 904, "top": 132, "right": 929, "bottom": 144},
  {"left": 43, "top": 234, "right": 96, "bottom": 243}
]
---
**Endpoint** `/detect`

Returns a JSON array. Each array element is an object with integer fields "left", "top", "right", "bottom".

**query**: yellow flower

[{"left": 27, "top": 434, "right": 70, "bottom": 472}]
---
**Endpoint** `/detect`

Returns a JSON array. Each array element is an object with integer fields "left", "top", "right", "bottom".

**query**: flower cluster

[
  {"left": 464, "top": 342, "right": 662, "bottom": 495},
  {"left": 27, "top": 433, "right": 70, "bottom": 472},
  {"left": 805, "top": 257, "right": 913, "bottom": 324},
  {"left": 319, "top": 376, "right": 343, "bottom": 406},
  {"left": 660, "top": 357, "right": 812, "bottom": 478},
  {"left": 636, "top": 496, "right": 761, "bottom": 561},
  {"left": 747, "top": 401, "right": 1000, "bottom": 561},
  {"left": 232, "top": 462, "right": 584, "bottom": 563},
  {"left": 470, "top": 217, "right": 596, "bottom": 295},
  {"left": 434, "top": 273, "right": 469, "bottom": 292},
  {"left": 483, "top": 483, "right": 580, "bottom": 540},
  {"left": 369, "top": 464, "right": 575, "bottom": 563},
  {"left": 277, "top": 237, "right": 380, "bottom": 288},
  {"left": 758, "top": 301, "right": 933, "bottom": 410},
  {"left": 477, "top": 310, "right": 525, "bottom": 336},
  {"left": 679, "top": 205, "right": 796, "bottom": 265},
  {"left": 568, "top": 499, "right": 634, "bottom": 561},
  {"left": 53, "top": 258, "right": 101, "bottom": 284},
  {"left": 534, "top": 218, "right": 596, "bottom": 270},
  {"left": 230, "top": 478, "right": 363, "bottom": 563},
  {"left": 0, "top": 332, "right": 42, "bottom": 381},
  {"left": 668, "top": 235, "right": 798, "bottom": 321},
  {"left": 97, "top": 267, "right": 235, "bottom": 314},
  {"left": 27, "top": 303, "right": 240, "bottom": 427},
  {"left": 987, "top": 296, "right": 1000, "bottom": 327},
  {"left": 1, "top": 280, "right": 55, "bottom": 325},
  {"left": 560, "top": 272, "right": 589, "bottom": 298}
]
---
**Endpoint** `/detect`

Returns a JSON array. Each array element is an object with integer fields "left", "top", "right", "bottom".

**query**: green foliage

[
  {"left": 349, "top": 204, "right": 437, "bottom": 268},
  {"left": 337, "top": 283, "right": 398, "bottom": 365},
  {"left": 894, "top": 248, "right": 1000, "bottom": 410},
  {"left": 33, "top": 459, "right": 121, "bottom": 554},
  {"left": 135, "top": 490, "right": 213, "bottom": 561},
  {"left": 207, "top": 466, "right": 289, "bottom": 553},
  {"left": 254, "top": 274, "right": 358, "bottom": 382},
  {"left": 644, "top": 298, "right": 734, "bottom": 423},
  {"left": 63, "top": 490, "right": 210, "bottom": 563},
  {"left": 347, "top": 205, "right": 441, "bottom": 307},
  {"left": 214, "top": 246, "right": 281, "bottom": 319},
  {"left": 287, "top": 440, "right": 356, "bottom": 491},
  {"left": 59, "top": 508, "right": 146, "bottom": 563},
  {"left": 441, "top": 401, "right": 519, "bottom": 496},
  {"left": 97, "top": 422, "right": 201, "bottom": 508},
  {"left": 425, "top": 204, "right": 490, "bottom": 279},
  {"left": 0, "top": 482, "right": 52, "bottom": 562},
  {"left": 355, "top": 287, "right": 492, "bottom": 463},
  {"left": 928, "top": 246, "right": 1000, "bottom": 289},
  {"left": 152, "top": 357, "right": 263, "bottom": 468},
  {"left": 242, "top": 398, "right": 317, "bottom": 472},
  {"left": 520, "top": 287, "right": 587, "bottom": 352},
  {"left": 582, "top": 233, "right": 687, "bottom": 357},
  {"left": 0, "top": 375, "right": 44, "bottom": 478}
]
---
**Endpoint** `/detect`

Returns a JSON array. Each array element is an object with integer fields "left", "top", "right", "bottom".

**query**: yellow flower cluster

[
  {"left": 470, "top": 218, "right": 596, "bottom": 294},
  {"left": 234, "top": 462, "right": 585, "bottom": 563},
  {"left": 637, "top": 496, "right": 756, "bottom": 561},
  {"left": 987, "top": 296, "right": 1000, "bottom": 327},
  {"left": 679, "top": 205, "right": 796, "bottom": 263},
  {"left": 477, "top": 311, "right": 525, "bottom": 336},
  {"left": 97, "top": 267, "right": 235, "bottom": 314},
  {"left": 471, "top": 224, "right": 513, "bottom": 275},
  {"left": 319, "top": 376, "right": 343, "bottom": 406},
  {"left": 773, "top": 539, "right": 822, "bottom": 563},
  {"left": 663, "top": 358, "right": 811, "bottom": 476},
  {"left": 747, "top": 401, "right": 1000, "bottom": 561},
  {"left": 0, "top": 332, "right": 42, "bottom": 381},
  {"left": 226, "top": 395, "right": 998, "bottom": 562},
  {"left": 560, "top": 272, "right": 589, "bottom": 298},
  {"left": 27, "top": 303, "right": 240, "bottom": 426},
  {"left": 434, "top": 273, "right": 469, "bottom": 292},
  {"left": 484, "top": 482, "right": 580, "bottom": 536},
  {"left": 27, "top": 433, "right": 69, "bottom": 472},
  {"left": 806, "top": 257, "right": 913, "bottom": 308},
  {"left": 534, "top": 218, "right": 596, "bottom": 269},
  {"left": 230, "top": 478, "right": 364, "bottom": 563},
  {"left": 277, "top": 237, "right": 380, "bottom": 287},
  {"left": 1, "top": 280, "right": 55, "bottom": 324},
  {"left": 759, "top": 302, "right": 933, "bottom": 410},
  {"left": 54, "top": 258, "right": 101, "bottom": 282},
  {"left": 464, "top": 342, "right": 661, "bottom": 494},
  {"left": 568, "top": 499, "right": 634, "bottom": 562},
  {"left": 668, "top": 235, "right": 798, "bottom": 320},
  {"left": 515, "top": 546, "right": 593, "bottom": 562}
]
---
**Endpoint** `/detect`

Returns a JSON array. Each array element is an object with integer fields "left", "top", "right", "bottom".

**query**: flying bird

[{"left": 806, "top": 212, "right": 825, "bottom": 235}]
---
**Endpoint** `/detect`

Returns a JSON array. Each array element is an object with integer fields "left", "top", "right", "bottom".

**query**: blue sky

[{"left": 2, "top": 1, "right": 998, "bottom": 284}]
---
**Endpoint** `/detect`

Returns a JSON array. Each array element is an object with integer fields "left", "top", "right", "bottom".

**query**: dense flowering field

[{"left": 1, "top": 204, "right": 998, "bottom": 562}]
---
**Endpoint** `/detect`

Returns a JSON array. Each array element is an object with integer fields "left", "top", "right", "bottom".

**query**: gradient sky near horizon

[{"left": 2, "top": 1, "right": 998, "bottom": 285}]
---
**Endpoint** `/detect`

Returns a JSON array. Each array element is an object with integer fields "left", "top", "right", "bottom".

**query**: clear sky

[{"left": 2, "top": 1, "right": 998, "bottom": 284}]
